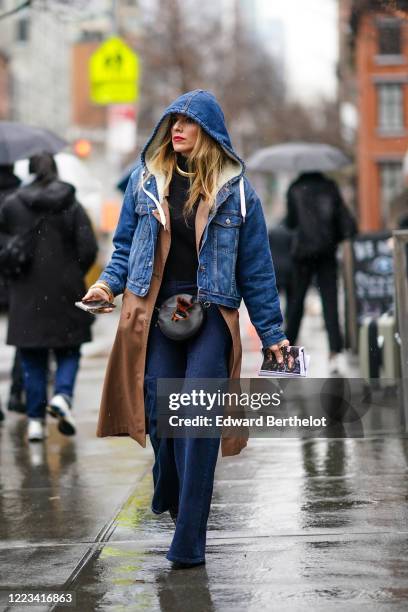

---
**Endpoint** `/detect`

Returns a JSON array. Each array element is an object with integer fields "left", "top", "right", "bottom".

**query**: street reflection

[
  {"left": 156, "top": 566, "right": 214, "bottom": 612},
  {"left": 301, "top": 439, "right": 353, "bottom": 530}
]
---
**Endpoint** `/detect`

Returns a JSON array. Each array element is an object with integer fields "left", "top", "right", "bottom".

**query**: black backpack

[
  {"left": 0, "top": 217, "right": 44, "bottom": 279},
  {"left": 290, "top": 177, "right": 357, "bottom": 259}
]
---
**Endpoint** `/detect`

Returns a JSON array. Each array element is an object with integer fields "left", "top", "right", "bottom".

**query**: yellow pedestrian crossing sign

[{"left": 89, "top": 37, "right": 140, "bottom": 105}]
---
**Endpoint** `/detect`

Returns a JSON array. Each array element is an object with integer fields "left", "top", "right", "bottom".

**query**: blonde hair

[{"left": 143, "top": 118, "right": 228, "bottom": 219}]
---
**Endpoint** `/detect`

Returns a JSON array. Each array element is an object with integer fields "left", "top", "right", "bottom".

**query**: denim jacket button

[
  {"left": 199, "top": 265, "right": 205, "bottom": 271},
  {"left": 226, "top": 218, "right": 231, "bottom": 225}
]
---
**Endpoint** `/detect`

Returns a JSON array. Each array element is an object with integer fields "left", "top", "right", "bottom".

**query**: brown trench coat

[{"left": 96, "top": 196, "right": 248, "bottom": 457}]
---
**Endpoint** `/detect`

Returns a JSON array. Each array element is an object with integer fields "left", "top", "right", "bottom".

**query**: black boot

[
  {"left": 7, "top": 393, "right": 26, "bottom": 414},
  {"left": 169, "top": 508, "right": 178, "bottom": 525}
]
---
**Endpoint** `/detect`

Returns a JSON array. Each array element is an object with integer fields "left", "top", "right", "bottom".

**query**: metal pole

[
  {"left": 343, "top": 240, "right": 358, "bottom": 352},
  {"left": 112, "top": 0, "right": 118, "bottom": 34},
  {"left": 393, "top": 230, "right": 408, "bottom": 430}
]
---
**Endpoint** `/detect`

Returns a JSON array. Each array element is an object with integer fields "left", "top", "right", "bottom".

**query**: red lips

[{"left": 173, "top": 136, "right": 185, "bottom": 142}]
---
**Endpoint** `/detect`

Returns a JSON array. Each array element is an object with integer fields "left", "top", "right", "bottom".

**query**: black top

[{"left": 162, "top": 154, "right": 199, "bottom": 282}]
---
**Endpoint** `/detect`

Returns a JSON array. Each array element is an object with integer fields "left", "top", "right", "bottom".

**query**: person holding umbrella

[
  {"left": 82, "top": 89, "right": 288, "bottom": 569},
  {"left": 0, "top": 152, "right": 98, "bottom": 441},
  {"left": 284, "top": 171, "right": 357, "bottom": 374},
  {"left": 247, "top": 142, "right": 356, "bottom": 375},
  {"left": 0, "top": 122, "right": 69, "bottom": 428}
]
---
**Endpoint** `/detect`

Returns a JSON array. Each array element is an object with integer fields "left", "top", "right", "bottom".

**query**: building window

[
  {"left": 379, "top": 161, "right": 404, "bottom": 221},
  {"left": 377, "top": 18, "right": 402, "bottom": 56},
  {"left": 16, "top": 18, "right": 30, "bottom": 43},
  {"left": 377, "top": 83, "right": 404, "bottom": 132}
]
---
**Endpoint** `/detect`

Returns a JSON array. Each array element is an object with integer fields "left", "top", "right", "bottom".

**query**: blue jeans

[
  {"left": 20, "top": 347, "right": 81, "bottom": 419},
  {"left": 145, "top": 280, "right": 232, "bottom": 564}
]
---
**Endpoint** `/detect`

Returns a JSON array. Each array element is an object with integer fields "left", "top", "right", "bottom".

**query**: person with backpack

[
  {"left": 0, "top": 153, "right": 98, "bottom": 441},
  {"left": 284, "top": 171, "right": 357, "bottom": 374}
]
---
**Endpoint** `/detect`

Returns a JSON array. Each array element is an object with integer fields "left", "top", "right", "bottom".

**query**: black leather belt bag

[{"left": 156, "top": 293, "right": 208, "bottom": 341}]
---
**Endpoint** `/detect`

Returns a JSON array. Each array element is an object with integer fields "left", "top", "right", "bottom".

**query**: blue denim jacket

[{"left": 100, "top": 90, "right": 286, "bottom": 348}]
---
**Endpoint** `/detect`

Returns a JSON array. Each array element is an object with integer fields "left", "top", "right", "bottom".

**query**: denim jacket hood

[
  {"left": 143, "top": 89, "right": 244, "bottom": 170},
  {"left": 99, "top": 89, "right": 286, "bottom": 348},
  {"left": 140, "top": 89, "right": 246, "bottom": 228}
]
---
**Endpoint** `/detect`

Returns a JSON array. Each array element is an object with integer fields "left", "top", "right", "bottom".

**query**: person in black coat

[
  {"left": 284, "top": 172, "right": 351, "bottom": 375},
  {"left": 0, "top": 153, "right": 98, "bottom": 441},
  {"left": 0, "top": 165, "right": 24, "bottom": 421},
  {"left": 0, "top": 165, "right": 21, "bottom": 309}
]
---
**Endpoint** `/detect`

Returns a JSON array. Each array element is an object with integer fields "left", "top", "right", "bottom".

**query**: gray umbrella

[
  {"left": 0, "top": 121, "right": 67, "bottom": 164},
  {"left": 247, "top": 142, "right": 351, "bottom": 174}
]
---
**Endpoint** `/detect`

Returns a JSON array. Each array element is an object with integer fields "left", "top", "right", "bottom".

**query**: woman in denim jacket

[{"left": 83, "top": 90, "right": 288, "bottom": 569}]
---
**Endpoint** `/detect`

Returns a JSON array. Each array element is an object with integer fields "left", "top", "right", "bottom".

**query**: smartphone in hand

[{"left": 75, "top": 300, "right": 116, "bottom": 313}]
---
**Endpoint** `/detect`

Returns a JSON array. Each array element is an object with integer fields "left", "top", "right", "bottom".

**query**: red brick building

[
  {"left": 71, "top": 42, "right": 107, "bottom": 129},
  {"left": 0, "top": 51, "right": 10, "bottom": 120},
  {"left": 341, "top": 1, "right": 408, "bottom": 230}
]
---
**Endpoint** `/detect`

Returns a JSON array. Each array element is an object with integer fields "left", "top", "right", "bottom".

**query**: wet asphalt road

[
  {"left": 1, "top": 306, "right": 408, "bottom": 612},
  {"left": 1, "top": 411, "right": 408, "bottom": 612}
]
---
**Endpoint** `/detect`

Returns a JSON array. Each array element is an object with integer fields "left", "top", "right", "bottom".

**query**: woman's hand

[
  {"left": 267, "top": 338, "right": 290, "bottom": 364},
  {"left": 82, "top": 286, "right": 114, "bottom": 314}
]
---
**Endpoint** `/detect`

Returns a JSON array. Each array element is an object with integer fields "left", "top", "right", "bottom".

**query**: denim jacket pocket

[
  {"left": 212, "top": 212, "right": 242, "bottom": 228},
  {"left": 209, "top": 212, "right": 242, "bottom": 295},
  {"left": 212, "top": 212, "right": 242, "bottom": 254}
]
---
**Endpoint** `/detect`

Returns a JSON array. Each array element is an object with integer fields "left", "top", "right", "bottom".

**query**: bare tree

[
  {"left": 134, "top": 0, "right": 345, "bottom": 157},
  {"left": 270, "top": 97, "right": 344, "bottom": 148},
  {"left": 136, "top": 0, "right": 285, "bottom": 156}
]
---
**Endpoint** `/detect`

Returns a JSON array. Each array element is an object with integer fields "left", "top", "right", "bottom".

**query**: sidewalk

[
  {"left": 0, "top": 307, "right": 155, "bottom": 612},
  {"left": 1, "top": 299, "right": 407, "bottom": 611},
  {"left": 58, "top": 436, "right": 408, "bottom": 612}
]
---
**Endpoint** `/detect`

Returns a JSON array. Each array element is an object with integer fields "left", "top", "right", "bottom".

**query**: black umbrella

[{"left": 0, "top": 121, "right": 67, "bottom": 164}]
